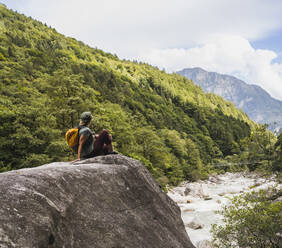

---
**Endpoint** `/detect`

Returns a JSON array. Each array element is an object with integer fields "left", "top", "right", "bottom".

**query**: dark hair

[{"left": 94, "top": 129, "right": 112, "bottom": 155}]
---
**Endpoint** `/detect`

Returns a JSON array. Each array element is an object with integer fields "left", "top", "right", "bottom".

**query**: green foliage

[
  {"left": 0, "top": 5, "right": 265, "bottom": 186},
  {"left": 212, "top": 124, "right": 281, "bottom": 175},
  {"left": 212, "top": 188, "right": 282, "bottom": 248},
  {"left": 273, "top": 133, "right": 282, "bottom": 172}
]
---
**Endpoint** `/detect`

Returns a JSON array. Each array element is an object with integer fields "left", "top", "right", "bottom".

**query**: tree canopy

[{"left": 0, "top": 5, "right": 280, "bottom": 186}]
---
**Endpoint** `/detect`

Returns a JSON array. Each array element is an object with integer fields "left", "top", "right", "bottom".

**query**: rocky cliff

[
  {"left": 0, "top": 155, "right": 194, "bottom": 248},
  {"left": 177, "top": 67, "right": 282, "bottom": 133}
]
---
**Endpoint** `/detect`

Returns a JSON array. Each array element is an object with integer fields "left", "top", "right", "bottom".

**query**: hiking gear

[
  {"left": 65, "top": 126, "right": 82, "bottom": 152},
  {"left": 80, "top": 112, "right": 93, "bottom": 123}
]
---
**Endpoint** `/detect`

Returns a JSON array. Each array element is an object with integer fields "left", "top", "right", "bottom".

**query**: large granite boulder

[{"left": 0, "top": 155, "right": 194, "bottom": 248}]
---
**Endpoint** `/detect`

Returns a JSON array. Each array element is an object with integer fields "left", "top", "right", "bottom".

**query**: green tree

[
  {"left": 212, "top": 188, "right": 282, "bottom": 248},
  {"left": 44, "top": 68, "right": 99, "bottom": 130},
  {"left": 159, "top": 129, "right": 187, "bottom": 158},
  {"left": 239, "top": 125, "right": 276, "bottom": 171},
  {"left": 0, "top": 5, "right": 259, "bottom": 187},
  {"left": 0, "top": 105, "right": 67, "bottom": 171},
  {"left": 273, "top": 133, "right": 282, "bottom": 171},
  {"left": 183, "top": 138, "right": 204, "bottom": 181},
  {"left": 92, "top": 102, "right": 137, "bottom": 156}
]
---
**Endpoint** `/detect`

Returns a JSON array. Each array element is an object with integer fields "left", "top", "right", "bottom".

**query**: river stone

[
  {"left": 186, "top": 217, "right": 204, "bottom": 230},
  {"left": 184, "top": 183, "right": 209, "bottom": 199},
  {"left": 204, "top": 196, "right": 212, "bottom": 201},
  {"left": 184, "top": 187, "right": 191, "bottom": 196},
  {"left": 0, "top": 155, "right": 195, "bottom": 248}
]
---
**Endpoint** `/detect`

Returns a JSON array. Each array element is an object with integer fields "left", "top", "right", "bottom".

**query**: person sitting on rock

[{"left": 72, "top": 111, "right": 116, "bottom": 162}]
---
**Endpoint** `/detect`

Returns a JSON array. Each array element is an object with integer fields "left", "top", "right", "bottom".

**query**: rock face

[
  {"left": 177, "top": 67, "right": 282, "bottom": 133},
  {"left": 0, "top": 155, "right": 194, "bottom": 248}
]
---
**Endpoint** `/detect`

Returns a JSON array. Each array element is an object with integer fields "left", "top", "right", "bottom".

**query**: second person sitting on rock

[{"left": 72, "top": 111, "right": 117, "bottom": 162}]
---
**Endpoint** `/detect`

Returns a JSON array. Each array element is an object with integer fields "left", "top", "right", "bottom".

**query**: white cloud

[
  {"left": 139, "top": 35, "right": 282, "bottom": 100},
  {"left": 2, "top": 0, "right": 282, "bottom": 100},
  {"left": 4, "top": 0, "right": 282, "bottom": 58}
]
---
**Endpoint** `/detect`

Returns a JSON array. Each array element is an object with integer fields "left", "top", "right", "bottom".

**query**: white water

[{"left": 167, "top": 172, "right": 280, "bottom": 248}]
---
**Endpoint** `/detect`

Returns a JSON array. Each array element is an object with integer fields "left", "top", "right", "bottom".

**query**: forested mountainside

[
  {"left": 0, "top": 5, "right": 280, "bottom": 186},
  {"left": 177, "top": 67, "right": 282, "bottom": 134}
]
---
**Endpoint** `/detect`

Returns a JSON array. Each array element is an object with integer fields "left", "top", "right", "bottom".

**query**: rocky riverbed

[{"left": 167, "top": 172, "right": 280, "bottom": 248}]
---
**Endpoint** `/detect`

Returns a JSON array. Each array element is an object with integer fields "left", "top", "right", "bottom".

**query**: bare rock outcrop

[{"left": 0, "top": 155, "right": 194, "bottom": 248}]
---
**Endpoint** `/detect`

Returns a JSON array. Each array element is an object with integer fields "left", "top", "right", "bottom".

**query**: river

[{"left": 167, "top": 172, "right": 280, "bottom": 248}]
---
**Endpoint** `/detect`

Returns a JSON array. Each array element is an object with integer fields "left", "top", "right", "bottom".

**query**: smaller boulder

[
  {"left": 209, "top": 175, "right": 221, "bottom": 183},
  {"left": 186, "top": 218, "right": 204, "bottom": 230},
  {"left": 184, "top": 187, "right": 191, "bottom": 196},
  {"left": 184, "top": 183, "right": 209, "bottom": 198},
  {"left": 204, "top": 196, "right": 212, "bottom": 201},
  {"left": 183, "top": 208, "right": 195, "bottom": 213}
]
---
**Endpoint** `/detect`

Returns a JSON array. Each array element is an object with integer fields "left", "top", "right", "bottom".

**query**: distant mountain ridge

[{"left": 177, "top": 67, "right": 282, "bottom": 133}]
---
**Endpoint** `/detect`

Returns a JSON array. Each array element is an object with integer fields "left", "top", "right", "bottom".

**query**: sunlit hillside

[{"left": 2, "top": 5, "right": 275, "bottom": 186}]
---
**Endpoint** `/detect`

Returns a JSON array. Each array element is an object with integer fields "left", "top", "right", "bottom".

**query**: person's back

[
  {"left": 77, "top": 125, "right": 94, "bottom": 158},
  {"left": 72, "top": 111, "right": 116, "bottom": 163},
  {"left": 72, "top": 112, "right": 94, "bottom": 162}
]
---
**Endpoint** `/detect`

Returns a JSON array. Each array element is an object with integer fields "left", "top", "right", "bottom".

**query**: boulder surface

[{"left": 0, "top": 155, "right": 194, "bottom": 248}]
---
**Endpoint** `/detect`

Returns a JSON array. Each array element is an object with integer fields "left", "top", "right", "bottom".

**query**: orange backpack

[{"left": 65, "top": 126, "right": 81, "bottom": 151}]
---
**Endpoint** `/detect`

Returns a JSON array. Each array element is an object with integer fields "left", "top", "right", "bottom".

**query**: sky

[{"left": 2, "top": 0, "right": 282, "bottom": 101}]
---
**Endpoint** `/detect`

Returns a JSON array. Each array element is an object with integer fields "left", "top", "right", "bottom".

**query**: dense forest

[{"left": 0, "top": 4, "right": 281, "bottom": 186}]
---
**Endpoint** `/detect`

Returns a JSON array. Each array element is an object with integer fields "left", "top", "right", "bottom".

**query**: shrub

[{"left": 211, "top": 187, "right": 282, "bottom": 248}]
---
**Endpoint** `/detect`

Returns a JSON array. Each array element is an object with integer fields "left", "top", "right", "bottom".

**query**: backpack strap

[{"left": 77, "top": 125, "right": 83, "bottom": 145}]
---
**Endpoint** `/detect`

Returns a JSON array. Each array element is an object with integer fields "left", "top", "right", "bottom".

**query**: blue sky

[
  {"left": 251, "top": 28, "right": 282, "bottom": 63},
  {"left": 1, "top": 0, "right": 282, "bottom": 101}
]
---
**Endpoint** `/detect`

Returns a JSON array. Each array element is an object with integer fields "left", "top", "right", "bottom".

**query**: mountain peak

[
  {"left": 177, "top": 68, "right": 282, "bottom": 133},
  {"left": 181, "top": 67, "right": 207, "bottom": 73}
]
